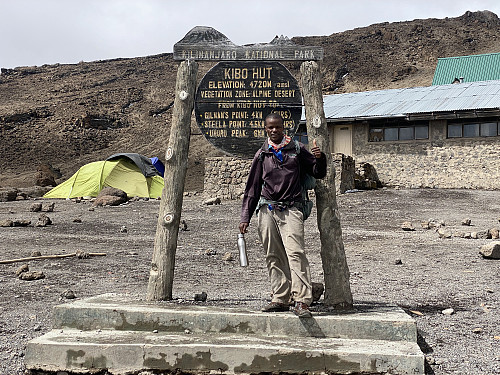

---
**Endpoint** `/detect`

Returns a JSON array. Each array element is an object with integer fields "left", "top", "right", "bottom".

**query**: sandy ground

[{"left": 0, "top": 188, "right": 499, "bottom": 375}]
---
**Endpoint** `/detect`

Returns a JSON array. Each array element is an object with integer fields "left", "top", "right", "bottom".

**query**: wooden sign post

[
  {"left": 147, "top": 60, "right": 198, "bottom": 301},
  {"left": 300, "top": 61, "right": 353, "bottom": 308},
  {"left": 147, "top": 26, "right": 352, "bottom": 308}
]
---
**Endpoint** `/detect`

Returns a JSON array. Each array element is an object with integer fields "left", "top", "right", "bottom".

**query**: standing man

[{"left": 239, "top": 113, "right": 327, "bottom": 318}]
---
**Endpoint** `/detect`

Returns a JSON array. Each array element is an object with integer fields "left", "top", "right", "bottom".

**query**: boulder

[
  {"left": 33, "top": 163, "right": 61, "bottom": 187},
  {"left": 488, "top": 228, "right": 499, "bottom": 239},
  {"left": 13, "top": 220, "right": 31, "bottom": 227},
  {"left": 203, "top": 197, "right": 221, "bottom": 205},
  {"left": 0, "top": 219, "right": 14, "bottom": 227},
  {"left": 15, "top": 264, "right": 29, "bottom": 276},
  {"left": 479, "top": 242, "right": 500, "bottom": 259},
  {"left": 0, "top": 188, "right": 18, "bottom": 202},
  {"left": 35, "top": 214, "right": 52, "bottom": 227},
  {"left": 401, "top": 221, "right": 415, "bottom": 231},
  {"left": 19, "top": 271, "right": 45, "bottom": 281},
  {"left": 93, "top": 187, "right": 128, "bottom": 207},
  {"left": 437, "top": 228, "right": 452, "bottom": 239},
  {"left": 30, "top": 203, "right": 43, "bottom": 212},
  {"left": 461, "top": 218, "right": 472, "bottom": 226},
  {"left": 43, "top": 202, "right": 55, "bottom": 212}
]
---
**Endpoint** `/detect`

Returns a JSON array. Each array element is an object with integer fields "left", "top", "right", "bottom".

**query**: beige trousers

[{"left": 257, "top": 205, "right": 313, "bottom": 306}]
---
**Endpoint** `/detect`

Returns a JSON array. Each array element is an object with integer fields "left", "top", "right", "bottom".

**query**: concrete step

[
  {"left": 26, "top": 328, "right": 425, "bottom": 375},
  {"left": 52, "top": 293, "right": 417, "bottom": 342}
]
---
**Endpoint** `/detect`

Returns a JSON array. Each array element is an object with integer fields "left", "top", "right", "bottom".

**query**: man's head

[{"left": 265, "top": 113, "right": 284, "bottom": 144}]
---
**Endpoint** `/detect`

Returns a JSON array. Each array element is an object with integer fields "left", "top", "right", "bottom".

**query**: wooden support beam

[
  {"left": 146, "top": 60, "right": 198, "bottom": 301},
  {"left": 300, "top": 60, "right": 353, "bottom": 308}
]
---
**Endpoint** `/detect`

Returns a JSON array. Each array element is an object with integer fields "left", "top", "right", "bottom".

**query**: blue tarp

[{"left": 149, "top": 157, "right": 165, "bottom": 177}]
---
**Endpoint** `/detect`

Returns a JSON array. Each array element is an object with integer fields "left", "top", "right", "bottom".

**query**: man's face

[{"left": 265, "top": 117, "right": 285, "bottom": 144}]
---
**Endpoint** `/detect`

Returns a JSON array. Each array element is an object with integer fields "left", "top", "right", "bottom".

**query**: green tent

[{"left": 43, "top": 157, "right": 164, "bottom": 199}]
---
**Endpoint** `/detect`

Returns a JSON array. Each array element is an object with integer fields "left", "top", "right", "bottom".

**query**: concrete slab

[
  {"left": 26, "top": 329, "right": 425, "bottom": 375},
  {"left": 52, "top": 293, "right": 417, "bottom": 341}
]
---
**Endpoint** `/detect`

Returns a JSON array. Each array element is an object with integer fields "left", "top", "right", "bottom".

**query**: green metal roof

[{"left": 432, "top": 53, "right": 500, "bottom": 85}]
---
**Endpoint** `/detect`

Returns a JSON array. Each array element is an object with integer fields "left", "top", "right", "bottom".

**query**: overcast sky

[{"left": 1, "top": 0, "right": 499, "bottom": 69}]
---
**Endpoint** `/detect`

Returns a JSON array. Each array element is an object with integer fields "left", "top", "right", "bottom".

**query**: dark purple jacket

[{"left": 240, "top": 140, "right": 327, "bottom": 223}]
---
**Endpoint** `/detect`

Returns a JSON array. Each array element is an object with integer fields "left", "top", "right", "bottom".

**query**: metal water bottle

[{"left": 237, "top": 233, "right": 248, "bottom": 267}]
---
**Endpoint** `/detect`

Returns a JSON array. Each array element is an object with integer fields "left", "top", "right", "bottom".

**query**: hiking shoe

[
  {"left": 293, "top": 302, "right": 312, "bottom": 318},
  {"left": 261, "top": 302, "right": 289, "bottom": 312}
]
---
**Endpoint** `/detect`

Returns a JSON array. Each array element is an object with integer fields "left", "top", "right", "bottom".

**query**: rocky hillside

[{"left": 1, "top": 10, "right": 499, "bottom": 191}]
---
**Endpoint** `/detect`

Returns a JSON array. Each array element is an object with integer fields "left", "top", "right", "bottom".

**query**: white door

[{"left": 332, "top": 125, "right": 353, "bottom": 155}]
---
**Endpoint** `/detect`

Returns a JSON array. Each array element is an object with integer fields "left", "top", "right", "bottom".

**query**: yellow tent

[{"left": 43, "top": 158, "right": 164, "bottom": 199}]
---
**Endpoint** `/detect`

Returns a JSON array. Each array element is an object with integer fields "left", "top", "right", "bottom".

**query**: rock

[
  {"left": 179, "top": 219, "right": 188, "bottom": 231},
  {"left": 33, "top": 163, "right": 61, "bottom": 187},
  {"left": 0, "top": 219, "right": 14, "bottom": 227},
  {"left": 19, "top": 271, "right": 45, "bottom": 281},
  {"left": 401, "top": 221, "right": 415, "bottom": 231},
  {"left": 205, "top": 249, "right": 217, "bottom": 256},
  {"left": 488, "top": 228, "right": 499, "bottom": 239},
  {"left": 421, "top": 221, "right": 431, "bottom": 230},
  {"left": 73, "top": 218, "right": 82, "bottom": 223},
  {"left": 222, "top": 252, "right": 234, "bottom": 261},
  {"left": 15, "top": 264, "right": 29, "bottom": 276},
  {"left": 312, "top": 282, "right": 324, "bottom": 302},
  {"left": 29, "top": 203, "right": 43, "bottom": 212},
  {"left": 61, "top": 290, "right": 76, "bottom": 299},
  {"left": 479, "top": 242, "right": 500, "bottom": 259},
  {"left": 31, "top": 251, "right": 42, "bottom": 257},
  {"left": 43, "top": 202, "right": 55, "bottom": 212},
  {"left": 395, "top": 258, "right": 403, "bottom": 265},
  {"left": 464, "top": 232, "right": 472, "bottom": 239},
  {"left": 35, "top": 214, "right": 52, "bottom": 227},
  {"left": 471, "top": 232, "right": 478, "bottom": 239},
  {"left": 92, "top": 187, "right": 128, "bottom": 207},
  {"left": 472, "top": 327, "right": 483, "bottom": 334},
  {"left": 93, "top": 194, "right": 128, "bottom": 207},
  {"left": 442, "top": 308, "right": 454, "bottom": 315},
  {"left": 20, "top": 186, "right": 53, "bottom": 198},
  {"left": 0, "top": 188, "right": 18, "bottom": 202},
  {"left": 476, "top": 230, "right": 489, "bottom": 239},
  {"left": 461, "top": 218, "right": 472, "bottom": 226},
  {"left": 194, "top": 291, "right": 207, "bottom": 302},
  {"left": 437, "top": 228, "right": 452, "bottom": 239},
  {"left": 13, "top": 220, "right": 31, "bottom": 227},
  {"left": 15, "top": 194, "right": 26, "bottom": 201},
  {"left": 120, "top": 226, "right": 128, "bottom": 233},
  {"left": 75, "top": 250, "right": 89, "bottom": 259},
  {"left": 203, "top": 197, "right": 221, "bottom": 205}
]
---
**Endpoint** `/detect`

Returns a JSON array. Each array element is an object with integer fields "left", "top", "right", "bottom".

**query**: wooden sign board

[
  {"left": 174, "top": 26, "right": 323, "bottom": 61},
  {"left": 195, "top": 61, "right": 302, "bottom": 158}
]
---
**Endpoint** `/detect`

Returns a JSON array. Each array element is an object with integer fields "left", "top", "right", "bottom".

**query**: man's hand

[
  {"left": 310, "top": 139, "right": 322, "bottom": 158},
  {"left": 239, "top": 222, "right": 249, "bottom": 234}
]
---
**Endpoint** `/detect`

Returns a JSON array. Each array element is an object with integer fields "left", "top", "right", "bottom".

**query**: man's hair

[{"left": 265, "top": 112, "right": 284, "bottom": 123}]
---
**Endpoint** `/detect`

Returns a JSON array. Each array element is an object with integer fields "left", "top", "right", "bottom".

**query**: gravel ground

[{"left": 0, "top": 188, "right": 499, "bottom": 375}]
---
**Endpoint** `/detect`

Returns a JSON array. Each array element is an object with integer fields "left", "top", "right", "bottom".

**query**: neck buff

[{"left": 268, "top": 135, "right": 292, "bottom": 162}]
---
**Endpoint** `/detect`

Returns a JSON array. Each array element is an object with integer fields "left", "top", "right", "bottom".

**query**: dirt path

[{"left": 0, "top": 188, "right": 499, "bottom": 374}]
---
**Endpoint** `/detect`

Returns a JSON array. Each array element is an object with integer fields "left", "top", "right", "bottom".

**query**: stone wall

[
  {"left": 351, "top": 120, "right": 500, "bottom": 189},
  {"left": 204, "top": 155, "right": 356, "bottom": 199},
  {"left": 204, "top": 157, "right": 250, "bottom": 200}
]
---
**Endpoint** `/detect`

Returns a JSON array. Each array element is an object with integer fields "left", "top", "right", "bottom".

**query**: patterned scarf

[
  {"left": 268, "top": 135, "right": 291, "bottom": 152},
  {"left": 268, "top": 135, "right": 291, "bottom": 162}
]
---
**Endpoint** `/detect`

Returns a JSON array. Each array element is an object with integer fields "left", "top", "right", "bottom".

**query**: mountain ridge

[{"left": 1, "top": 10, "right": 499, "bottom": 190}]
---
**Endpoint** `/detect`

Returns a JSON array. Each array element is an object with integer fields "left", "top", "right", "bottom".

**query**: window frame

[
  {"left": 368, "top": 120, "right": 430, "bottom": 142},
  {"left": 447, "top": 118, "right": 500, "bottom": 139}
]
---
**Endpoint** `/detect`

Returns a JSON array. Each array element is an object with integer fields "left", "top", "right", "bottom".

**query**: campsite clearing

[{"left": 0, "top": 188, "right": 499, "bottom": 375}]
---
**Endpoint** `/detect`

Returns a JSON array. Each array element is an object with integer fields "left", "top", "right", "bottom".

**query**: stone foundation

[
  {"left": 204, "top": 155, "right": 357, "bottom": 200},
  {"left": 351, "top": 120, "right": 500, "bottom": 189}
]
